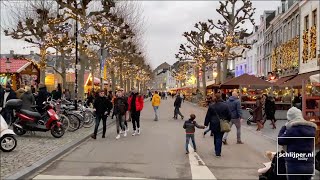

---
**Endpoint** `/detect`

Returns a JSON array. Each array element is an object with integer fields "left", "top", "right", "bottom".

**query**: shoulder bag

[{"left": 213, "top": 108, "right": 231, "bottom": 133}]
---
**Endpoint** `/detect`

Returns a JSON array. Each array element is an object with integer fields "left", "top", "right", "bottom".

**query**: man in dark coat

[
  {"left": 278, "top": 107, "right": 316, "bottom": 180},
  {"left": 204, "top": 93, "right": 231, "bottom": 157},
  {"left": 173, "top": 93, "right": 184, "bottom": 120},
  {"left": 35, "top": 84, "right": 49, "bottom": 113},
  {"left": 91, "top": 90, "right": 112, "bottom": 139},
  {"left": 1, "top": 83, "right": 17, "bottom": 124}
]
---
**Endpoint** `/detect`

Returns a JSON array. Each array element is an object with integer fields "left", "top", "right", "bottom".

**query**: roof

[
  {"left": 0, "top": 58, "right": 31, "bottom": 73},
  {"left": 220, "top": 73, "right": 273, "bottom": 89},
  {"left": 279, "top": 70, "right": 320, "bottom": 88},
  {"left": 272, "top": 75, "right": 296, "bottom": 88}
]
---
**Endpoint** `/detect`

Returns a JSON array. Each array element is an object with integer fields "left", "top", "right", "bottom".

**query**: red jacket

[{"left": 128, "top": 95, "right": 144, "bottom": 111}]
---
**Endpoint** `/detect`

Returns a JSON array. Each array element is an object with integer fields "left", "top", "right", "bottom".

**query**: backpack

[{"left": 117, "top": 98, "right": 126, "bottom": 115}]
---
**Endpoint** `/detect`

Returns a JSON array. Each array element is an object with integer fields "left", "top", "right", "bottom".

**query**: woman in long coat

[
  {"left": 264, "top": 96, "right": 277, "bottom": 129},
  {"left": 254, "top": 96, "right": 264, "bottom": 131}
]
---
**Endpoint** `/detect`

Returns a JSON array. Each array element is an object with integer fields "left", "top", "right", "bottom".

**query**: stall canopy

[
  {"left": 220, "top": 73, "right": 273, "bottom": 89},
  {"left": 272, "top": 75, "right": 296, "bottom": 88},
  {"left": 279, "top": 70, "right": 320, "bottom": 88}
]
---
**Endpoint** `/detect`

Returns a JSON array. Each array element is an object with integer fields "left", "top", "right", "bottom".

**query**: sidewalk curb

[{"left": 3, "top": 119, "right": 116, "bottom": 180}]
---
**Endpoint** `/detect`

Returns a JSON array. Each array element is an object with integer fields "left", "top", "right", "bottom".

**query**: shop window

[{"left": 312, "top": 9, "right": 317, "bottom": 27}]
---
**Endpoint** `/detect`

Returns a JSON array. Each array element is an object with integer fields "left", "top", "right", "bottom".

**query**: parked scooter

[
  {"left": 5, "top": 99, "right": 65, "bottom": 138},
  {"left": 0, "top": 114, "right": 17, "bottom": 152}
]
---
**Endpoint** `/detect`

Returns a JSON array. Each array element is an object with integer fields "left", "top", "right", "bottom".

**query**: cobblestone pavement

[{"left": 0, "top": 119, "right": 113, "bottom": 179}]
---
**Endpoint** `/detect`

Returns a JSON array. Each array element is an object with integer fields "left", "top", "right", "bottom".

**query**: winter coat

[
  {"left": 174, "top": 96, "right": 182, "bottom": 108},
  {"left": 254, "top": 99, "right": 263, "bottom": 121},
  {"left": 15, "top": 88, "right": 26, "bottom": 99},
  {"left": 152, "top": 94, "right": 161, "bottom": 107},
  {"left": 20, "top": 91, "right": 35, "bottom": 111},
  {"left": 0, "top": 86, "right": 5, "bottom": 109},
  {"left": 183, "top": 119, "right": 205, "bottom": 134},
  {"left": 265, "top": 98, "right": 276, "bottom": 120},
  {"left": 204, "top": 100, "right": 231, "bottom": 133},
  {"left": 278, "top": 108, "right": 317, "bottom": 175},
  {"left": 36, "top": 87, "right": 49, "bottom": 110},
  {"left": 128, "top": 94, "right": 144, "bottom": 112},
  {"left": 113, "top": 96, "right": 128, "bottom": 115},
  {"left": 4, "top": 89, "right": 17, "bottom": 104},
  {"left": 227, "top": 96, "right": 242, "bottom": 119},
  {"left": 93, "top": 96, "right": 113, "bottom": 115},
  {"left": 52, "top": 90, "right": 62, "bottom": 100}
]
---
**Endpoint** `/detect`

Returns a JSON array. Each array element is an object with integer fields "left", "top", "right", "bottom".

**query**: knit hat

[{"left": 287, "top": 106, "right": 304, "bottom": 121}]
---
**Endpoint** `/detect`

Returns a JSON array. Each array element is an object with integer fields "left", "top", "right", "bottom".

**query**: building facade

[{"left": 299, "top": 0, "right": 319, "bottom": 74}]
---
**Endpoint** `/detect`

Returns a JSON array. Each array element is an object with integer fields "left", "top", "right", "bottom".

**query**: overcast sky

[{"left": 0, "top": 1, "right": 281, "bottom": 69}]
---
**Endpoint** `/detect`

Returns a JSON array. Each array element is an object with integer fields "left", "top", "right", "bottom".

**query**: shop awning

[
  {"left": 220, "top": 73, "right": 273, "bottom": 89},
  {"left": 279, "top": 70, "right": 320, "bottom": 88},
  {"left": 272, "top": 75, "right": 296, "bottom": 88}
]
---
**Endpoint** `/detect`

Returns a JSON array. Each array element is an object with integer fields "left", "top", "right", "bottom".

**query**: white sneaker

[
  {"left": 137, "top": 128, "right": 140, "bottom": 135},
  {"left": 124, "top": 131, "right": 127, "bottom": 137},
  {"left": 116, "top": 134, "right": 120, "bottom": 139},
  {"left": 132, "top": 131, "right": 137, "bottom": 136}
]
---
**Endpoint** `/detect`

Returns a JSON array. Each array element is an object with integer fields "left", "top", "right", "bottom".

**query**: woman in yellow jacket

[{"left": 152, "top": 91, "right": 161, "bottom": 121}]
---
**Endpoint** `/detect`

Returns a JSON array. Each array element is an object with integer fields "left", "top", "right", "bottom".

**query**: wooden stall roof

[
  {"left": 220, "top": 73, "right": 273, "bottom": 89},
  {"left": 279, "top": 70, "right": 320, "bottom": 88},
  {"left": 0, "top": 58, "right": 31, "bottom": 73},
  {"left": 272, "top": 75, "right": 296, "bottom": 88}
]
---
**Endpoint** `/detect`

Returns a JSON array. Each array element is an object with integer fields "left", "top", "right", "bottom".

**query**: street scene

[{"left": 0, "top": 0, "right": 320, "bottom": 180}]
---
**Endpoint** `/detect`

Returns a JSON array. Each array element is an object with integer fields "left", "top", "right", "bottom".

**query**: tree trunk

[
  {"left": 39, "top": 47, "right": 46, "bottom": 84},
  {"left": 119, "top": 63, "right": 123, "bottom": 88},
  {"left": 111, "top": 68, "right": 115, "bottom": 93},
  {"left": 60, "top": 54, "right": 67, "bottom": 90},
  {"left": 136, "top": 80, "right": 140, "bottom": 92},
  {"left": 91, "top": 63, "right": 95, "bottom": 92},
  {"left": 78, "top": 53, "right": 85, "bottom": 100},
  {"left": 130, "top": 77, "right": 134, "bottom": 89},
  {"left": 222, "top": 46, "right": 230, "bottom": 83},
  {"left": 201, "top": 62, "right": 207, "bottom": 97},
  {"left": 216, "top": 58, "right": 221, "bottom": 84},
  {"left": 195, "top": 66, "right": 200, "bottom": 90}
]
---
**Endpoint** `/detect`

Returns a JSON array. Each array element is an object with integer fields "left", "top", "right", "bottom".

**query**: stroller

[{"left": 246, "top": 108, "right": 256, "bottom": 125}]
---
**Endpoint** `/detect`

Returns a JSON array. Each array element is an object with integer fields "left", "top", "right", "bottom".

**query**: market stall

[
  {"left": 220, "top": 74, "right": 276, "bottom": 109},
  {"left": 302, "top": 73, "right": 320, "bottom": 144},
  {"left": 0, "top": 58, "right": 40, "bottom": 90}
]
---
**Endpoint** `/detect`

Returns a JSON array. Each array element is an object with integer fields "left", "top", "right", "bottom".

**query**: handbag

[{"left": 213, "top": 109, "right": 231, "bottom": 133}]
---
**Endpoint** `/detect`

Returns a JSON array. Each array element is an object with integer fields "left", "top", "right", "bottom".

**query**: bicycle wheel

[
  {"left": 83, "top": 111, "right": 95, "bottom": 128},
  {"left": 67, "top": 114, "right": 81, "bottom": 132},
  {"left": 59, "top": 114, "right": 70, "bottom": 132}
]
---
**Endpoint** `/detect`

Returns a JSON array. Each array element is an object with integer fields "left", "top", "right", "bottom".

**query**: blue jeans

[
  {"left": 153, "top": 106, "right": 159, "bottom": 120},
  {"left": 213, "top": 132, "right": 224, "bottom": 156},
  {"left": 186, "top": 134, "right": 196, "bottom": 153}
]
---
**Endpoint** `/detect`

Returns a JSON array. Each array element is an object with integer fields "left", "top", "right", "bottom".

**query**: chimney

[
  {"left": 10, "top": 50, "right": 14, "bottom": 55},
  {"left": 30, "top": 51, "right": 34, "bottom": 55}
]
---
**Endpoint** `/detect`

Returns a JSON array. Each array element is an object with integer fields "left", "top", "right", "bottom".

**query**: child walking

[{"left": 183, "top": 114, "right": 205, "bottom": 154}]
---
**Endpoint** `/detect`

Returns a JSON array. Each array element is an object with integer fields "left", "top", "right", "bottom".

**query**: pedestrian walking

[
  {"left": 20, "top": 86, "right": 35, "bottom": 111},
  {"left": 114, "top": 88, "right": 129, "bottom": 139},
  {"left": 183, "top": 114, "right": 205, "bottom": 154},
  {"left": 91, "top": 90, "right": 112, "bottom": 139},
  {"left": 151, "top": 91, "right": 161, "bottom": 121},
  {"left": 64, "top": 89, "right": 71, "bottom": 101},
  {"left": 204, "top": 93, "right": 231, "bottom": 157},
  {"left": 128, "top": 88, "right": 144, "bottom": 136},
  {"left": 254, "top": 96, "right": 264, "bottom": 131},
  {"left": 278, "top": 107, "right": 317, "bottom": 180},
  {"left": 35, "top": 83, "right": 49, "bottom": 114},
  {"left": 263, "top": 95, "right": 277, "bottom": 129},
  {"left": 173, "top": 93, "right": 184, "bottom": 120},
  {"left": 222, "top": 91, "right": 243, "bottom": 145},
  {"left": 52, "top": 84, "right": 62, "bottom": 100}
]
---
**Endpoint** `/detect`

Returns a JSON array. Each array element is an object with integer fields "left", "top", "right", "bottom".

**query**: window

[
  {"left": 284, "top": 25, "right": 287, "bottom": 42},
  {"left": 305, "top": 15, "right": 309, "bottom": 30},
  {"left": 288, "top": 21, "right": 292, "bottom": 40},
  {"left": 292, "top": 18, "right": 296, "bottom": 37},
  {"left": 313, "top": 9, "right": 317, "bottom": 26},
  {"left": 296, "top": 15, "right": 300, "bottom": 35}
]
